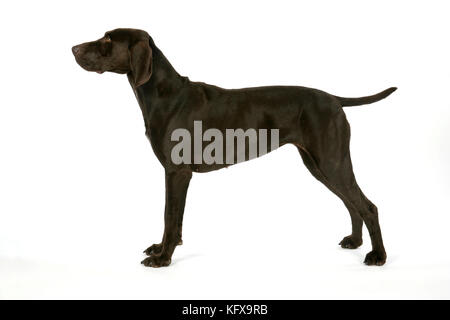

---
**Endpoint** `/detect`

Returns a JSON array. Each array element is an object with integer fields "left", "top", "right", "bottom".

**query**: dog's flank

[{"left": 73, "top": 28, "right": 395, "bottom": 267}]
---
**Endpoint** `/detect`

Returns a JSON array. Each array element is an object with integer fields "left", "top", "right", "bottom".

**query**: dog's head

[{"left": 72, "top": 28, "right": 153, "bottom": 87}]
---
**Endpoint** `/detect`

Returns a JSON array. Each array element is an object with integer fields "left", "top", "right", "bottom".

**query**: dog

[{"left": 72, "top": 28, "right": 396, "bottom": 267}]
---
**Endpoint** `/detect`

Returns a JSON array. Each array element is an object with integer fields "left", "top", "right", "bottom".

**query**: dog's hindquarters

[{"left": 294, "top": 101, "right": 386, "bottom": 265}]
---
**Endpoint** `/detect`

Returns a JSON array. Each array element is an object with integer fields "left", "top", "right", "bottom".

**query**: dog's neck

[{"left": 128, "top": 44, "right": 188, "bottom": 132}]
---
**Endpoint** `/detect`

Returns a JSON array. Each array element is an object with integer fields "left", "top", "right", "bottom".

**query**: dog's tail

[{"left": 334, "top": 87, "right": 397, "bottom": 107}]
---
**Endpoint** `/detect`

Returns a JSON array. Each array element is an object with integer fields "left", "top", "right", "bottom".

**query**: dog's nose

[{"left": 72, "top": 45, "right": 80, "bottom": 55}]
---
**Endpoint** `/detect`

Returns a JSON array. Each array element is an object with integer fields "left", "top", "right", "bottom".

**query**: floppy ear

[{"left": 129, "top": 40, "right": 152, "bottom": 87}]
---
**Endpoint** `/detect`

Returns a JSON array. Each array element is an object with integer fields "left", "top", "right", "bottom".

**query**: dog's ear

[{"left": 129, "top": 40, "right": 152, "bottom": 87}]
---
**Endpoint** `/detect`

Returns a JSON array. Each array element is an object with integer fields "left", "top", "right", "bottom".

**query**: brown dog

[{"left": 73, "top": 28, "right": 396, "bottom": 267}]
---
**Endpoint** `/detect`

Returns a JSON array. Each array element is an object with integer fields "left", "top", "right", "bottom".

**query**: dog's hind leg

[
  {"left": 297, "top": 146, "right": 363, "bottom": 249},
  {"left": 295, "top": 109, "right": 386, "bottom": 265}
]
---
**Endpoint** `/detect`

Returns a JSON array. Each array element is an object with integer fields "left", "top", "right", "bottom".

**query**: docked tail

[{"left": 334, "top": 87, "right": 397, "bottom": 107}]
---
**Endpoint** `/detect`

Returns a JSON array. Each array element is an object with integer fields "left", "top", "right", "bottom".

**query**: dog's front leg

[{"left": 141, "top": 170, "right": 192, "bottom": 267}]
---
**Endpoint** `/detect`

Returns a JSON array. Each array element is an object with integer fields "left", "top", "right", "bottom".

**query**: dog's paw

[
  {"left": 339, "top": 235, "right": 362, "bottom": 249},
  {"left": 143, "top": 243, "right": 162, "bottom": 256},
  {"left": 141, "top": 254, "right": 171, "bottom": 268},
  {"left": 364, "top": 250, "right": 387, "bottom": 266},
  {"left": 144, "top": 240, "right": 182, "bottom": 256}
]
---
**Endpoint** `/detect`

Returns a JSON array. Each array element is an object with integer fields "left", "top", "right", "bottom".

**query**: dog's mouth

[
  {"left": 74, "top": 58, "right": 105, "bottom": 74},
  {"left": 73, "top": 56, "right": 105, "bottom": 74}
]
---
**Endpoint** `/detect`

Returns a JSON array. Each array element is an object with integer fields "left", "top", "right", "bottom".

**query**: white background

[{"left": 0, "top": 0, "right": 449, "bottom": 299}]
